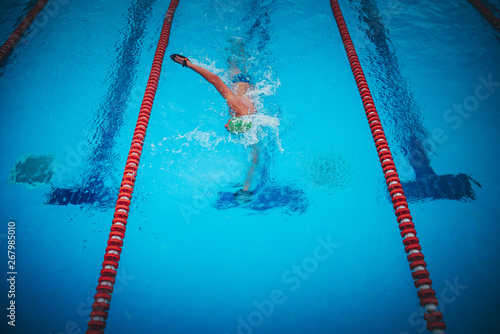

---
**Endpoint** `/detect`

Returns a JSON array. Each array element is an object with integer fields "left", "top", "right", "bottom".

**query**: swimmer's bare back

[{"left": 170, "top": 54, "right": 256, "bottom": 117}]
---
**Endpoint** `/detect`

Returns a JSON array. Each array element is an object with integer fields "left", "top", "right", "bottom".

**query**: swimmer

[
  {"left": 170, "top": 54, "right": 256, "bottom": 133},
  {"left": 170, "top": 53, "right": 259, "bottom": 193}
]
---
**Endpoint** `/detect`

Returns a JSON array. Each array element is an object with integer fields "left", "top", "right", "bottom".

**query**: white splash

[
  {"left": 175, "top": 126, "right": 224, "bottom": 150},
  {"left": 228, "top": 113, "right": 283, "bottom": 152}
]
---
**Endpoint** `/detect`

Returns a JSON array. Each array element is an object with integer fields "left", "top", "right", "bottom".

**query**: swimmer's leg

[
  {"left": 243, "top": 144, "right": 259, "bottom": 192},
  {"left": 226, "top": 37, "right": 248, "bottom": 76}
]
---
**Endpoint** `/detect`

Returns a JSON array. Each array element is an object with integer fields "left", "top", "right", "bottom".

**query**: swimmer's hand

[{"left": 170, "top": 54, "right": 192, "bottom": 68}]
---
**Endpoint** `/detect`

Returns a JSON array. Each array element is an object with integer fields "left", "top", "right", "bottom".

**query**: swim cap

[{"left": 226, "top": 117, "right": 252, "bottom": 133}]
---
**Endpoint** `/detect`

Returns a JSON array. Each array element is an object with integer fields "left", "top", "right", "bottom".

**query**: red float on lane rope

[
  {"left": 328, "top": 0, "right": 446, "bottom": 332},
  {"left": 0, "top": 0, "right": 50, "bottom": 63},
  {"left": 468, "top": 0, "right": 500, "bottom": 33},
  {"left": 86, "top": 0, "right": 180, "bottom": 333}
]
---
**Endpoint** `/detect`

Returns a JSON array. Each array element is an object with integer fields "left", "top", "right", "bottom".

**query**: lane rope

[
  {"left": 86, "top": 0, "right": 180, "bottom": 332},
  {"left": 468, "top": 0, "right": 500, "bottom": 33},
  {"left": 0, "top": 0, "right": 49, "bottom": 64},
  {"left": 328, "top": 1, "right": 446, "bottom": 333}
]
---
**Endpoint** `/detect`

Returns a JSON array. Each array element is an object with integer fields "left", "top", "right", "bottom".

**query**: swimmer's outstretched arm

[{"left": 171, "top": 55, "right": 237, "bottom": 103}]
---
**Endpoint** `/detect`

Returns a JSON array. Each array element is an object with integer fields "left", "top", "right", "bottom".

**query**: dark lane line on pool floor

[{"left": 353, "top": 0, "right": 477, "bottom": 202}]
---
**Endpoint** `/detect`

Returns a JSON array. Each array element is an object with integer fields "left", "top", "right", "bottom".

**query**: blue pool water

[{"left": 1, "top": 0, "right": 500, "bottom": 333}]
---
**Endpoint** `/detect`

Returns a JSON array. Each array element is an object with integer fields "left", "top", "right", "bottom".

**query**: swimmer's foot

[{"left": 170, "top": 54, "right": 191, "bottom": 68}]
